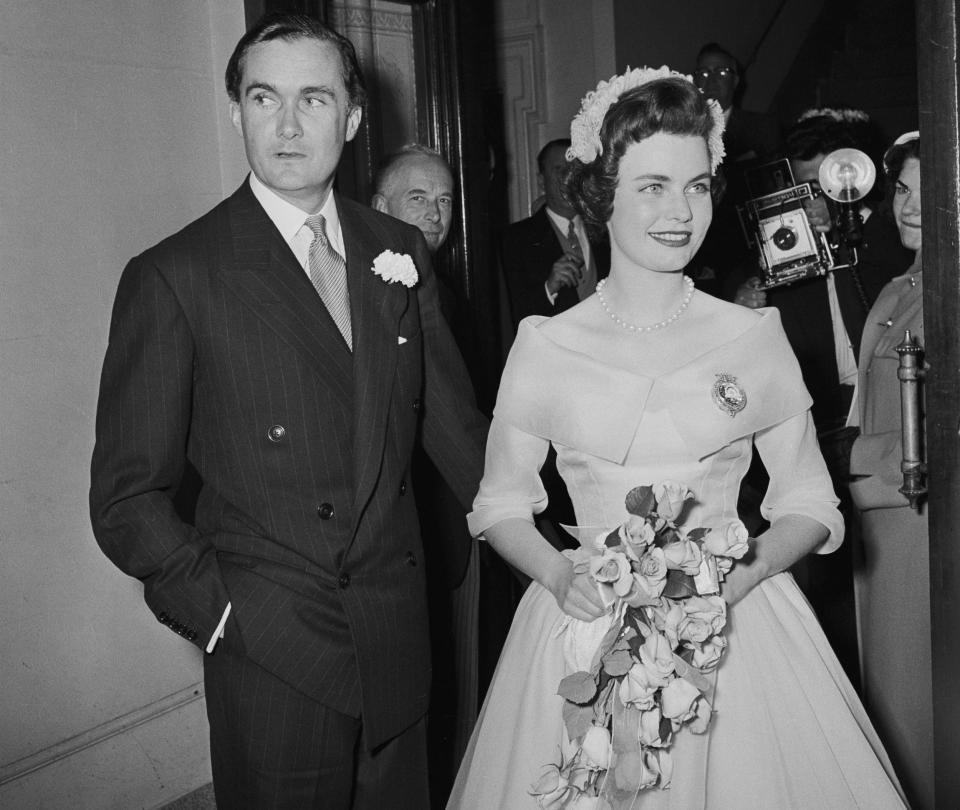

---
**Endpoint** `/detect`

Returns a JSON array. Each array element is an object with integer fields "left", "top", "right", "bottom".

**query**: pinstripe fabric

[
  {"left": 90, "top": 181, "right": 488, "bottom": 756},
  {"left": 305, "top": 213, "right": 352, "bottom": 349},
  {"left": 205, "top": 650, "right": 429, "bottom": 809}
]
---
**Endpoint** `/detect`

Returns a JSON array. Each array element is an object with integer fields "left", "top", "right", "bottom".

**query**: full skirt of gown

[{"left": 448, "top": 312, "right": 906, "bottom": 809}]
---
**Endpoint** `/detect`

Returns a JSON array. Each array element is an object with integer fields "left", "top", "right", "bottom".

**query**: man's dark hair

[
  {"left": 536, "top": 139, "right": 572, "bottom": 174},
  {"left": 373, "top": 143, "right": 448, "bottom": 196},
  {"left": 785, "top": 116, "right": 860, "bottom": 163},
  {"left": 564, "top": 78, "right": 717, "bottom": 238},
  {"left": 695, "top": 42, "right": 739, "bottom": 73},
  {"left": 225, "top": 12, "right": 366, "bottom": 108}
]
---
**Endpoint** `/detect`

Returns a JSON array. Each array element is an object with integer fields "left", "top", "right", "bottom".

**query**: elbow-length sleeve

[
  {"left": 466, "top": 417, "right": 550, "bottom": 537},
  {"left": 755, "top": 409, "right": 844, "bottom": 553}
]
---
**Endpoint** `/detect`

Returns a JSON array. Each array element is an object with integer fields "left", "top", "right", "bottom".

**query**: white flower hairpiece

[
  {"left": 372, "top": 250, "right": 418, "bottom": 287},
  {"left": 797, "top": 107, "right": 870, "bottom": 124},
  {"left": 566, "top": 65, "right": 727, "bottom": 173}
]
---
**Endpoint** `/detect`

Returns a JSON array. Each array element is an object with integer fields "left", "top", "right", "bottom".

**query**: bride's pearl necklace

[{"left": 595, "top": 275, "right": 695, "bottom": 333}]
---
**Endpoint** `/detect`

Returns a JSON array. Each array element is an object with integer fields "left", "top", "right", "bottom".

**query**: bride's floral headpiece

[{"left": 566, "top": 65, "right": 727, "bottom": 173}]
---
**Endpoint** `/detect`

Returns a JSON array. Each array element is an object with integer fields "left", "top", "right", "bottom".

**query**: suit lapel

[
  {"left": 339, "top": 197, "right": 408, "bottom": 525},
  {"left": 215, "top": 182, "right": 353, "bottom": 397}
]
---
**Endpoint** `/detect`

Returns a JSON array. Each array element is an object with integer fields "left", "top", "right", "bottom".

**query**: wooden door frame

[{"left": 916, "top": 1, "right": 960, "bottom": 805}]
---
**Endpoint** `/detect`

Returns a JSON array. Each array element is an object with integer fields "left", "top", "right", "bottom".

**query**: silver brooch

[{"left": 712, "top": 373, "right": 747, "bottom": 417}]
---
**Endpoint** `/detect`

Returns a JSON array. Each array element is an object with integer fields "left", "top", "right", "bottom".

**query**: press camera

[{"left": 738, "top": 149, "right": 876, "bottom": 289}]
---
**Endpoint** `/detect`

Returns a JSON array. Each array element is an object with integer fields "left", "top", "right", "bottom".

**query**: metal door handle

[{"left": 896, "top": 329, "right": 927, "bottom": 509}]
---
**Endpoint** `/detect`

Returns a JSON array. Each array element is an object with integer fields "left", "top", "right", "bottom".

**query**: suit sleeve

[
  {"left": 499, "top": 226, "right": 558, "bottom": 327},
  {"left": 90, "top": 257, "right": 230, "bottom": 649},
  {"left": 412, "top": 233, "right": 488, "bottom": 511}
]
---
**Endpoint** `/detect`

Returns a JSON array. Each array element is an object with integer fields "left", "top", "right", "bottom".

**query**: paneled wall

[
  {"left": 493, "top": 0, "right": 615, "bottom": 221},
  {"left": 0, "top": 2, "right": 247, "bottom": 807}
]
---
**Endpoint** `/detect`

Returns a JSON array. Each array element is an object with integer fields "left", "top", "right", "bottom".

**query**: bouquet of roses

[{"left": 531, "top": 481, "right": 750, "bottom": 809}]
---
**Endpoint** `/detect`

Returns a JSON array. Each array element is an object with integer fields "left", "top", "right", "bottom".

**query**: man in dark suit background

[
  {"left": 500, "top": 138, "right": 610, "bottom": 329},
  {"left": 371, "top": 144, "right": 480, "bottom": 798},
  {"left": 89, "top": 13, "right": 486, "bottom": 809}
]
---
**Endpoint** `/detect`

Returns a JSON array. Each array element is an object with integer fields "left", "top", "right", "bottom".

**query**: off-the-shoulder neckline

[{"left": 516, "top": 307, "right": 776, "bottom": 381}]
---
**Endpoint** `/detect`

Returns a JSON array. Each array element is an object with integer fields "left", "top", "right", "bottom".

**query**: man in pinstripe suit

[{"left": 89, "top": 13, "right": 486, "bottom": 809}]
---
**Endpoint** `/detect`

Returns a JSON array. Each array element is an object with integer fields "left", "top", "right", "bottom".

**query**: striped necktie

[{"left": 304, "top": 214, "right": 352, "bottom": 350}]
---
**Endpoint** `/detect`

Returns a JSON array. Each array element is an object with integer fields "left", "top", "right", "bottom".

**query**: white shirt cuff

[
  {"left": 205, "top": 602, "right": 231, "bottom": 653},
  {"left": 544, "top": 282, "right": 558, "bottom": 305}
]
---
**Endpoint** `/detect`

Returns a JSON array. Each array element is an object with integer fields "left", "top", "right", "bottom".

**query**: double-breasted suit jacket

[
  {"left": 500, "top": 207, "right": 610, "bottom": 330},
  {"left": 90, "top": 180, "right": 486, "bottom": 749}
]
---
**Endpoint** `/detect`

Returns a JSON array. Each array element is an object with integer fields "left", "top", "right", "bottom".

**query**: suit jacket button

[
  {"left": 318, "top": 502, "right": 335, "bottom": 520},
  {"left": 412, "top": 398, "right": 421, "bottom": 412},
  {"left": 399, "top": 480, "right": 407, "bottom": 496},
  {"left": 267, "top": 425, "right": 286, "bottom": 443},
  {"left": 405, "top": 551, "right": 417, "bottom": 567},
  {"left": 338, "top": 573, "right": 351, "bottom": 589}
]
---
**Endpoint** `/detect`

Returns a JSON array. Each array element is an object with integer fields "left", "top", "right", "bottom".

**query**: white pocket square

[{"left": 398, "top": 336, "right": 408, "bottom": 345}]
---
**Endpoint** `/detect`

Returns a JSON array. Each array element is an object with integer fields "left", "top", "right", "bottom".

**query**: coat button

[
  {"left": 405, "top": 551, "right": 417, "bottom": 567},
  {"left": 399, "top": 480, "right": 407, "bottom": 496},
  {"left": 338, "top": 573, "right": 351, "bottom": 589},
  {"left": 318, "top": 502, "right": 335, "bottom": 520},
  {"left": 412, "top": 398, "right": 422, "bottom": 412},
  {"left": 267, "top": 425, "right": 286, "bottom": 443}
]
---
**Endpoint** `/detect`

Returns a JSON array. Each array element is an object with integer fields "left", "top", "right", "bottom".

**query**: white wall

[{"left": 0, "top": 2, "right": 247, "bottom": 807}]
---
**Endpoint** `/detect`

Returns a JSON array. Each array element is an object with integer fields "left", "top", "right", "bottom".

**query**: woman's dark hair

[
  {"left": 225, "top": 12, "right": 366, "bottom": 109},
  {"left": 883, "top": 136, "right": 920, "bottom": 182},
  {"left": 563, "top": 78, "right": 717, "bottom": 238}
]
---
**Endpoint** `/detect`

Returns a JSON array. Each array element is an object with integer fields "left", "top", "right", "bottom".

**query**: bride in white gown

[{"left": 447, "top": 69, "right": 905, "bottom": 809}]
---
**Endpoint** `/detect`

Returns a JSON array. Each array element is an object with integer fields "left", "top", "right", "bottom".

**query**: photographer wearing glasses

[{"left": 687, "top": 43, "right": 780, "bottom": 298}]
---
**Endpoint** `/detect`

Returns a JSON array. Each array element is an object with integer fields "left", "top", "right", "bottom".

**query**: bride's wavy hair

[{"left": 564, "top": 78, "right": 718, "bottom": 239}]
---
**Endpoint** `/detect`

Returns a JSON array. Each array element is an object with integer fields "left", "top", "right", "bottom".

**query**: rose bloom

[
  {"left": 625, "top": 548, "right": 668, "bottom": 606},
  {"left": 621, "top": 515, "right": 656, "bottom": 560},
  {"left": 678, "top": 596, "right": 726, "bottom": 644},
  {"left": 581, "top": 725, "right": 613, "bottom": 770},
  {"left": 704, "top": 519, "right": 750, "bottom": 559},
  {"left": 655, "top": 601, "right": 685, "bottom": 649},
  {"left": 619, "top": 661, "right": 658, "bottom": 709},
  {"left": 691, "top": 635, "right": 727, "bottom": 671},
  {"left": 652, "top": 481, "right": 691, "bottom": 521},
  {"left": 660, "top": 676, "right": 701, "bottom": 723},
  {"left": 638, "top": 632, "right": 675, "bottom": 687},
  {"left": 638, "top": 706, "right": 664, "bottom": 746},
  {"left": 662, "top": 537, "right": 703, "bottom": 575},
  {"left": 589, "top": 550, "right": 634, "bottom": 597}
]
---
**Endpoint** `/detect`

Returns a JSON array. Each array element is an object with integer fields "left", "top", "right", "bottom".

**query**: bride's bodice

[
  {"left": 555, "top": 408, "right": 750, "bottom": 537},
  {"left": 469, "top": 308, "right": 842, "bottom": 550}
]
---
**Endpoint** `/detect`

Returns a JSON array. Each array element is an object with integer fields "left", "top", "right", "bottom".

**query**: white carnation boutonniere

[{"left": 372, "top": 250, "right": 418, "bottom": 288}]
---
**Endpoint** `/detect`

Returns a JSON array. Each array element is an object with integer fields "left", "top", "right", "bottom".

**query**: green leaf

[
  {"left": 563, "top": 700, "right": 596, "bottom": 742},
  {"left": 558, "top": 670, "right": 599, "bottom": 704},
  {"left": 662, "top": 570, "right": 698, "bottom": 599},
  {"left": 625, "top": 485, "right": 656, "bottom": 517},
  {"left": 590, "top": 620, "right": 626, "bottom": 673},
  {"left": 687, "top": 527, "right": 710, "bottom": 543},
  {"left": 601, "top": 648, "right": 633, "bottom": 677},
  {"left": 603, "top": 528, "right": 621, "bottom": 549}
]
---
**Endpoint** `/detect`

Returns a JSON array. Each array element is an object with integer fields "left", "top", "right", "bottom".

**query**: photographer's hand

[
  {"left": 734, "top": 276, "right": 767, "bottom": 309},
  {"left": 802, "top": 195, "right": 832, "bottom": 233}
]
